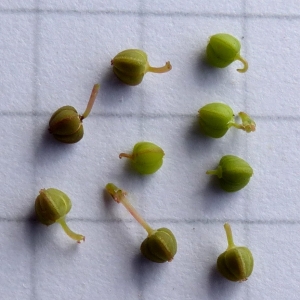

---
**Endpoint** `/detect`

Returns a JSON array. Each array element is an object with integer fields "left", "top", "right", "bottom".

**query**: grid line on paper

[
  {"left": 2, "top": 217, "right": 300, "bottom": 225},
  {"left": 138, "top": 0, "right": 146, "bottom": 139},
  {"left": 30, "top": 0, "right": 41, "bottom": 299},
  {"left": 136, "top": 1, "right": 147, "bottom": 298},
  {"left": 0, "top": 112, "right": 299, "bottom": 121},
  {"left": 1, "top": 8, "right": 300, "bottom": 20},
  {"left": 241, "top": 2, "right": 250, "bottom": 299},
  {"left": 1, "top": 4, "right": 298, "bottom": 300}
]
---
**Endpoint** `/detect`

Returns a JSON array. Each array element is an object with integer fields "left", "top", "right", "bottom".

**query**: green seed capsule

[
  {"left": 198, "top": 103, "right": 234, "bottom": 138},
  {"left": 111, "top": 49, "right": 172, "bottom": 85},
  {"left": 217, "top": 223, "right": 254, "bottom": 282},
  {"left": 206, "top": 155, "right": 253, "bottom": 192},
  {"left": 49, "top": 106, "right": 84, "bottom": 143},
  {"left": 35, "top": 188, "right": 85, "bottom": 243},
  {"left": 140, "top": 227, "right": 177, "bottom": 263},
  {"left": 198, "top": 103, "right": 256, "bottom": 138},
  {"left": 105, "top": 183, "right": 177, "bottom": 263},
  {"left": 49, "top": 84, "right": 100, "bottom": 143},
  {"left": 206, "top": 33, "right": 248, "bottom": 73},
  {"left": 119, "top": 142, "right": 165, "bottom": 175}
]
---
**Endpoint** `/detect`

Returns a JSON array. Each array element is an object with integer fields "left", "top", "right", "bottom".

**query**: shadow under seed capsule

[
  {"left": 48, "top": 84, "right": 100, "bottom": 143},
  {"left": 105, "top": 183, "right": 177, "bottom": 263}
]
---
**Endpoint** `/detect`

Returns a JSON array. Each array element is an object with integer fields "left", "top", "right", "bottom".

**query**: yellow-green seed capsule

[
  {"left": 217, "top": 223, "right": 254, "bottom": 282},
  {"left": 111, "top": 49, "right": 172, "bottom": 85},
  {"left": 198, "top": 102, "right": 256, "bottom": 138},
  {"left": 49, "top": 84, "right": 100, "bottom": 143},
  {"left": 140, "top": 228, "right": 177, "bottom": 263},
  {"left": 119, "top": 142, "right": 165, "bottom": 175},
  {"left": 206, "top": 155, "right": 253, "bottom": 192},
  {"left": 105, "top": 183, "right": 177, "bottom": 263},
  {"left": 35, "top": 188, "right": 85, "bottom": 243},
  {"left": 206, "top": 33, "right": 248, "bottom": 73}
]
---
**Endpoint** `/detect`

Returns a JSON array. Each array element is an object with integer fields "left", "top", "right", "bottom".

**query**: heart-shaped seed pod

[
  {"left": 206, "top": 33, "right": 248, "bottom": 73},
  {"left": 217, "top": 223, "right": 254, "bottom": 282},
  {"left": 119, "top": 142, "right": 165, "bottom": 175},
  {"left": 49, "top": 84, "right": 100, "bottom": 143},
  {"left": 206, "top": 155, "right": 253, "bottom": 192},
  {"left": 105, "top": 183, "right": 177, "bottom": 263},
  {"left": 35, "top": 188, "right": 85, "bottom": 243},
  {"left": 198, "top": 103, "right": 256, "bottom": 138},
  {"left": 111, "top": 49, "right": 172, "bottom": 85}
]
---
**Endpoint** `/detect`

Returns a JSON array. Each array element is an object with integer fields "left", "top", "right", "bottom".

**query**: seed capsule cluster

[{"left": 35, "top": 33, "right": 254, "bottom": 281}]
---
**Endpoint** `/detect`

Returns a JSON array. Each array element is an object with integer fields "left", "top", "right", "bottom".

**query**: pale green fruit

[
  {"left": 35, "top": 188, "right": 71, "bottom": 226},
  {"left": 198, "top": 103, "right": 234, "bottom": 138},
  {"left": 198, "top": 103, "right": 256, "bottom": 138},
  {"left": 111, "top": 49, "right": 172, "bottom": 85},
  {"left": 206, "top": 33, "right": 248, "bottom": 72},
  {"left": 35, "top": 188, "right": 85, "bottom": 242},
  {"left": 206, "top": 155, "right": 253, "bottom": 192},
  {"left": 119, "top": 142, "right": 165, "bottom": 174}
]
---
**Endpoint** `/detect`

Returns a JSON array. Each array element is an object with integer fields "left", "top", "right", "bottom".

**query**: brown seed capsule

[
  {"left": 111, "top": 49, "right": 172, "bottom": 85},
  {"left": 48, "top": 84, "right": 100, "bottom": 143}
]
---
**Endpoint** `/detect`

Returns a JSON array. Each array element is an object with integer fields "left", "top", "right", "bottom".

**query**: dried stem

[
  {"left": 81, "top": 84, "right": 100, "bottom": 120},
  {"left": 224, "top": 223, "right": 235, "bottom": 250},
  {"left": 228, "top": 112, "right": 256, "bottom": 132},
  {"left": 236, "top": 55, "right": 248, "bottom": 73},
  {"left": 105, "top": 183, "right": 155, "bottom": 235},
  {"left": 119, "top": 153, "right": 133, "bottom": 159},
  {"left": 146, "top": 61, "right": 172, "bottom": 74}
]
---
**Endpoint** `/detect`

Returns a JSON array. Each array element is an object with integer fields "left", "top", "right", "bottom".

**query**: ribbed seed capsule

[
  {"left": 48, "top": 84, "right": 100, "bottom": 143},
  {"left": 35, "top": 188, "right": 85, "bottom": 243},
  {"left": 111, "top": 49, "right": 172, "bottom": 85},
  {"left": 217, "top": 223, "right": 254, "bottom": 282},
  {"left": 140, "top": 228, "right": 177, "bottom": 263},
  {"left": 206, "top": 155, "right": 253, "bottom": 192},
  {"left": 206, "top": 33, "right": 248, "bottom": 73},
  {"left": 119, "top": 142, "right": 165, "bottom": 175},
  {"left": 198, "top": 102, "right": 256, "bottom": 138},
  {"left": 49, "top": 106, "right": 84, "bottom": 143},
  {"left": 105, "top": 183, "right": 177, "bottom": 263}
]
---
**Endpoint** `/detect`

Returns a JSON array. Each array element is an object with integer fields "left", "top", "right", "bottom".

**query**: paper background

[{"left": 1, "top": 1, "right": 300, "bottom": 299}]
